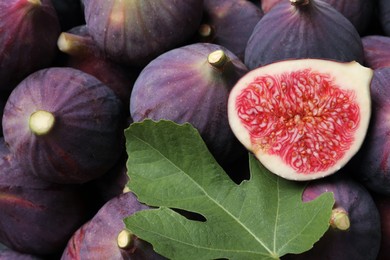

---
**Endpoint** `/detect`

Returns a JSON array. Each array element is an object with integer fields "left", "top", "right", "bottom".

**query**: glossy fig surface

[
  {"left": 362, "top": 35, "right": 390, "bottom": 69},
  {"left": 2, "top": 67, "right": 125, "bottom": 184}
]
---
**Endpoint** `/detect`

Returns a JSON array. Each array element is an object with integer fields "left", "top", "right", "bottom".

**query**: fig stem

[
  {"left": 27, "top": 0, "right": 42, "bottom": 5},
  {"left": 290, "top": 0, "right": 310, "bottom": 6},
  {"left": 57, "top": 32, "right": 92, "bottom": 57},
  {"left": 330, "top": 207, "right": 350, "bottom": 231},
  {"left": 198, "top": 24, "right": 214, "bottom": 39},
  {"left": 117, "top": 229, "right": 135, "bottom": 250},
  {"left": 29, "top": 110, "right": 55, "bottom": 136},
  {"left": 208, "top": 50, "right": 229, "bottom": 69}
]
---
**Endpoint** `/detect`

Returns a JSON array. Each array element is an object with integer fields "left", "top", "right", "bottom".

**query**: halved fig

[
  {"left": 83, "top": 0, "right": 203, "bottom": 67},
  {"left": 228, "top": 58, "right": 373, "bottom": 181},
  {"left": 2, "top": 67, "right": 125, "bottom": 184},
  {"left": 245, "top": 0, "right": 365, "bottom": 69},
  {"left": 362, "top": 35, "right": 390, "bottom": 69}
]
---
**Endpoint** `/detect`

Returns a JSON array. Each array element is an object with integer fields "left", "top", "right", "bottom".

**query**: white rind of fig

[{"left": 228, "top": 58, "right": 373, "bottom": 181}]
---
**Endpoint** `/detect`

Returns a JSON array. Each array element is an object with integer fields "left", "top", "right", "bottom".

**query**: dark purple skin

[
  {"left": 197, "top": 0, "right": 264, "bottom": 61},
  {"left": 245, "top": 0, "right": 364, "bottom": 69},
  {"left": 284, "top": 175, "right": 381, "bottom": 260},
  {"left": 0, "top": 138, "right": 92, "bottom": 256},
  {"left": 0, "top": 247, "right": 44, "bottom": 260},
  {"left": 51, "top": 0, "right": 85, "bottom": 31},
  {"left": 57, "top": 25, "right": 140, "bottom": 110},
  {"left": 379, "top": 0, "right": 390, "bottom": 36},
  {"left": 130, "top": 42, "right": 248, "bottom": 168},
  {"left": 2, "top": 67, "right": 125, "bottom": 184},
  {"left": 373, "top": 194, "right": 390, "bottom": 260},
  {"left": 260, "top": 0, "right": 374, "bottom": 35},
  {"left": 350, "top": 68, "right": 390, "bottom": 195},
  {"left": 0, "top": 0, "right": 61, "bottom": 91},
  {"left": 362, "top": 35, "right": 390, "bottom": 70},
  {"left": 83, "top": 0, "right": 204, "bottom": 67},
  {"left": 61, "top": 191, "right": 166, "bottom": 260}
]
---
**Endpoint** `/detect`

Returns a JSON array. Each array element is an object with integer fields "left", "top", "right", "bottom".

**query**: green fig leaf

[{"left": 124, "top": 119, "right": 334, "bottom": 260}]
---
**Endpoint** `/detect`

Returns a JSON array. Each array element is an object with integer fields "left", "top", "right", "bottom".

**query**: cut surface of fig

[{"left": 228, "top": 59, "right": 372, "bottom": 180}]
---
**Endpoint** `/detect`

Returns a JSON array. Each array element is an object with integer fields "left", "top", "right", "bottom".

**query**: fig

[
  {"left": 228, "top": 58, "right": 372, "bottom": 181},
  {"left": 284, "top": 175, "right": 381, "bottom": 260},
  {"left": 245, "top": 0, "right": 365, "bottom": 69},
  {"left": 0, "top": 247, "right": 43, "bottom": 260},
  {"left": 83, "top": 0, "right": 204, "bottom": 67},
  {"left": 2, "top": 67, "right": 125, "bottom": 184},
  {"left": 61, "top": 191, "right": 165, "bottom": 260},
  {"left": 57, "top": 25, "right": 139, "bottom": 109},
  {"left": 351, "top": 67, "right": 390, "bottom": 195},
  {"left": 373, "top": 194, "right": 390, "bottom": 260},
  {"left": 379, "top": 0, "right": 390, "bottom": 36},
  {"left": 260, "top": 0, "right": 374, "bottom": 35},
  {"left": 130, "top": 43, "right": 248, "bottom": 167},
  {"left": 0, "top": 0, "right": 61, "bottom": 91},
  {"left": 197, "top": 0, "right": 263, "bottom": 61},
  {"left": 0, "top": 138, "right": 92, "bottom": 256},
  {"left": 362, "top": 35, "right": 390, "bottom": 70}
]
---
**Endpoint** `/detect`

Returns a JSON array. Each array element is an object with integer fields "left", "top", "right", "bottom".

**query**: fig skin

[
  {"left": 83, "top": 0, "right": 204, "bottom": 67},
  {"left": 362, "top": 35, "right": 390, "bottom": 70},
  {"left": 260, "top": 0, "right": 374, "bottom": 35},
  {"left": 0, "top": 0, "right": 61, "bottom": 91},
  {"left": 2, "top": 67, "right": 125, "bottom": 184},
  {"left": 60, "top": 191, "right": 166, "bottom": 260},
  {"left": 197, "top": 0, "right": 264, "bottom": 61},
  {"left": 0, "top": 247, "right": 44, "bottom": 260},
  {"left": 57, "top": 25, "right": 139, "bottom": 110},
  {"left": 130, "top": 43, "right": 248, "bottom": 168},
  {"left": 284, "top": 175, "right": 381, "bottom": 260},
  {"left": 379, "top": 0, "right": 390, "bottom": 36},
  {"left": 351, "top": 67, "right": 390, "bottom": 195},
  {"left": 373, "top": 194, "right": 390, "bottom": 260},
  {"left": 0, "top": 138, "right": 92, "bottom": 256},
  {"left": 245, "top": 0, "right": 365, "bottom": 69}
]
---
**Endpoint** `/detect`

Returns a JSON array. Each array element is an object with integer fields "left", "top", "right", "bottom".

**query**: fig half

[{"left": 228, "top": 58, "right": 372, "bottom": 181}]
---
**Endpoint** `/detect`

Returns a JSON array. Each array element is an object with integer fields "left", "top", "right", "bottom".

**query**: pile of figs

[{"left": 0, "top": 0, "right": 389, "bottom": 259}]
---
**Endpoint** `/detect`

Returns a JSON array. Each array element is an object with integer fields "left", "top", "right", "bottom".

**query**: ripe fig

[
  {"left": 130, "top": 43, "right": 248, "bottom": 167},
  {"left": 2, "top": 67, "right": 125, "bottom": 184},
  {"left": 260, "top": 0, "right": 374, "bottom": 35},
  {"left": 83, "top": 0, "right": 203, "bottom": 67},
  {"left": 0, "top": 138, "right": 92, "bottom": 256},
  {"left": 197, "top": 0, "right": 263, "bottom": 61},
  {"left": 284, "top": 175, "right": 381, "bottom": 260},
  {"left": 379, "top": 0, "right": 390, "bottom": 36},
  {"left": 351, "top": 67, "right": 390, "bottom": 195},
  {"left": 61, "top": 191, "right": 165, "bottom": 260},
  {"left": 362, "top": 35, "right": 390, "bottom": 70},
  {"left": 0, "top": 247, "right": 43, "bottom": 260},
  {"left": 245, "top": 0, "right": 365, "bottom": 69},
  {"left": 228, "top": 58, "right": 372, "bottom": 181},
  {"left": 373, "top": 194, "right": 390, "bottom": 260},
  {"left": 0, "top": 0, "right": 61, "bottom": 91},
  {"left": 57, "top": 25, "right": 139, "bottom": 109}
]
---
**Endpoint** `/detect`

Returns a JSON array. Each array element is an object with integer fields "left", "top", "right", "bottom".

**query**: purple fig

[
  {"left": 373, "top": 194, "right": 390, "bottom": 260},
  {"left": 362, "top": 35, "right": 390, "bottom": 70},
  {"left": 0, "top": 247, "right": 43, "bottom": 260},
  {"left": 245, "top": 0, "right": 364, "bottom": 69},
  {"left": 61, "top": 191, "right": 165, "bottom": 260},
  {"left": 130, "top": 43, "right": 248, "bottom": 168},
  {"left": 0, "top": 0, "right": 61, "bottom": 91},
  {"left": 284, "top": 175, "right": 381, "bottom": 260},
  {"left": 2, "top": 67, "right": 125, "bottom": 184},
  {"left": 351, "top": 67, "right": 390, "bottom": 195},
  {"left": 0, "top": 138, "right": 92, "bottom": 256},
  {"left": 197, "top": 0, "right": 263, "bottom": 61},
  {"left": 83, "top": 0, "right": 204, "bottom": 67},
  {"left": 57, "top": 25, "right": 140, "bottom": 109}
]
